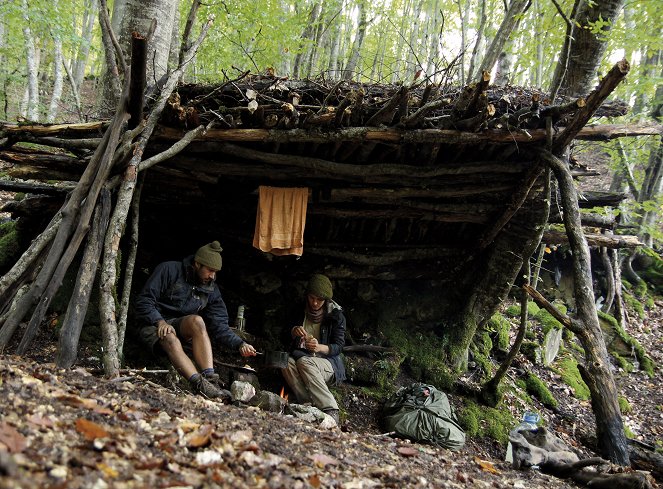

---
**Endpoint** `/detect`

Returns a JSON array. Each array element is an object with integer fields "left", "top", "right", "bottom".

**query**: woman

[{"left": 281, "top": 274, "right": 346, "bottom": 423}]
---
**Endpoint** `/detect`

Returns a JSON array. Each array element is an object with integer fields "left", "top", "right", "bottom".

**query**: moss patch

[
  {"left": 524, "top": 373, "right": 558, "bottom": 408},
  {"left": 0, "top": 220, "right": 21, "bottom": 272},
  {"left": 554, "top": 356, "right": 591, "bottom": 401},
  {"left": 457, "top": 399, "right": 516, "bottom": 444},
  {"left": 383, "top": 324, "right": 454, "bottom": 391},
  {"left": 618, "top": 396, "right": 632, "bottom": 414},
  {"left": 598, "top": 310, "right": 655, "bottom": 377},
  {"left": 533, "top": 305, "right": 566, "bottom": 335},
  {"left": 486, "top": 314, "right": 510, "bottom": 352}
]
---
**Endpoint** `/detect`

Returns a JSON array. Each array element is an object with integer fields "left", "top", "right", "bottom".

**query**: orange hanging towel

[{"left": 253, "top": 186, "right": 309, "bottom": 256}]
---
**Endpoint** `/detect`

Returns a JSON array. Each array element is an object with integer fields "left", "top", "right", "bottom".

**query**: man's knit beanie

[
  {"left": 306, "top": 274, "right": 333, "bottom": 300},
  {"left": 195, "top": 241, "right": 223, "bottom": 270}
]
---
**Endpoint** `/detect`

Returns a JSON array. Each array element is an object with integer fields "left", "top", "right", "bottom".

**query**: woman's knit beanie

[
  {"left": 195, "top": 241, "right": 223, "bottom": 270},
  {"left": 306, "top": 274, "right": 333, "bottom": 300}
]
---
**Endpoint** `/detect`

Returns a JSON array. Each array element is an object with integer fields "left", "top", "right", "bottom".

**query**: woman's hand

[
  {"left": 292, "top": 326, "right": 307, "bottom": 338},
  {"left": 304, "top": 336, "right": 318, "bottom": 352}
]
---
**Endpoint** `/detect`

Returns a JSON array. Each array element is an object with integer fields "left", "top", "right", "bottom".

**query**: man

[
  {"left": 135, "top": 240, "right": 256, "bottom": 399},
  {"left": 281, "top": 274, "right": 346, "bottom": 424}
]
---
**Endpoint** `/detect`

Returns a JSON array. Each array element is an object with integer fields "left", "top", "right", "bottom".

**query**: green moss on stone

[
  {"left": 524, "top": 373, "right": 558, "bottom": 408},
  {"left": 534, "top": 307, "right": 565, "bottom": 335},
  {"left": 384, "top": 324, "right": 455, "bottom": 391},
  {"left": 555, "top": 356, "right": 591, "bottom": 401},
  {"left": 598, "top": 310, "right": 654, "bottom": 377},
  {"left": 505, "top": 305, "right": 521, "bottom": 317},
  {"left": 624, "top": 292, "right": 645, "bottom": 319},
  {"left": 618, "top": 396, "right": 632, "bottom": 414},
  {"left": 0, "top": 221, "right": 21, "bottom": 271},
  {"left": 457, "top": 400, "right": 516, "bottom": 444},
  {"left": 486, "top": 314, "right": 511, "bottom": 352}
]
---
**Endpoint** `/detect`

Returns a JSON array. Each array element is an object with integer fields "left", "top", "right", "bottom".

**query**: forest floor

[{"left": 0, "top": 299, "right": 661, "bottom": 488}]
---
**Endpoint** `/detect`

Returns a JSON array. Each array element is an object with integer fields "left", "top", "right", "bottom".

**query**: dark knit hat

[
  {"left": 306, "top": 274, "right": 333, "bottom": 300},
  {"left": 195, "top": 241, "right": 223, "bottom": 270}
]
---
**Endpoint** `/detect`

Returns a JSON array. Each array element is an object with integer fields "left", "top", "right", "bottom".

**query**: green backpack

[{"left": 382, "top": 383, "right": 466, "bottom": 451}]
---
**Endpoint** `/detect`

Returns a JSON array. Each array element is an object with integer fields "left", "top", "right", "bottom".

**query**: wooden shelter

[{"left": 0, "top": 71, "right": 654, "bottom": 358}]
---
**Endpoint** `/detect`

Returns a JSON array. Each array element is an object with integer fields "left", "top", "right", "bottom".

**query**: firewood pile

[{"left": 161, "top": 73, "right": 629, "bottom": 133}]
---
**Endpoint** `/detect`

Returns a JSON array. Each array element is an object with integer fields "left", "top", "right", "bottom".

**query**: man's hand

[
  {"left": 156, "top": 320, "right": 175, "bottom": 339},
  {"left": 239, "top": 343, "right": 257, "bottom": 357}
]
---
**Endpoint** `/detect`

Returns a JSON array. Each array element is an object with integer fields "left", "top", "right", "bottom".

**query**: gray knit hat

[
  {"left": 306, "top": 274, "right": 333, "bottom": 300},
  {"left": 195, "top": 241, "right": 223, "bottom": 270}
]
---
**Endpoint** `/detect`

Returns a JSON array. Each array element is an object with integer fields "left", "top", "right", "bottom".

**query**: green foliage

[
  {"left": 505, "top": 304, "right": 520, "bottom": 317},
  {"left": 524, "top": 373, "right": 558, "bottom": 408},
  {"left": 554, "top": 356, "right": 591, "bottom": 401},
  {"left": 457, "top": 400, "right": 516, "bottom": 444}
]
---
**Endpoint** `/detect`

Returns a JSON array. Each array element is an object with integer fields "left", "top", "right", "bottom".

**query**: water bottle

[
  {"left": 234, "top": 305, "right": 246, "bottom": 331},
  {"left": 505, "top": 411, "right": 540, "bottom": 463}
]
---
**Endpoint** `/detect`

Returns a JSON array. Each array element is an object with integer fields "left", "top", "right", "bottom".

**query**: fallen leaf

[
  {"left": 397, "top": 446, "right": 419, "bottom": 457},
  {"left": 96, "top": 462, "right": 118, "bottom": 478},
  {"left": 186, "top": 424, "right": 213, "bottom": 448},
  {"left": 28, "top": 413, "right": 54, "bottom": 428},
  {"left": 474, "top": 457, "right": 500, "bottom": 474},
  {"left": 75, "top": 418, "right": 109, "bottom": 440},
  {"left": 0, "top": 422, "right": 27, "bottom": 453},
  {"left": 309, "top": 474, "right": 321, "bottom": 488},
  {"left": 308, "top": 453, "right": 339, "bottom": 468}
]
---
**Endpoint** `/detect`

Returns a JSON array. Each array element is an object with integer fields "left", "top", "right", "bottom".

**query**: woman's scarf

[{"left": 305, "top": 301, "right": 324, "bottom": 323}]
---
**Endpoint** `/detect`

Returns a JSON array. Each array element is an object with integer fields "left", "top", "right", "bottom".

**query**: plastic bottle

[
  {"left": 235, "top": 305, "right": 246, "bottom": 331},
  {"left": 505, "top": 411, "right": 540, "bottom": 463}
]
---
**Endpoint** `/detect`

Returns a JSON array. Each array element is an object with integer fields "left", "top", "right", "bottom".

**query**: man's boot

[
  {"left": 190, "top": 374, "right": 231, "bottom": 401},
  {"left": 323, "top": 408, "right": 340, "bottom": 425},
  {"left": 202, "top": 371, "right": 222, "bottom": 387}
]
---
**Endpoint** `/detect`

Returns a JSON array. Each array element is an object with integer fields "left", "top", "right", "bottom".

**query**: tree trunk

[
  {"left": 468, "top": 0, "right": 486, "bottom": 82},
  {"left": 47, "top": 19, "right": 64, "bottom": 124},
  {"left": 477, "top": 0, "right": 529, "bottom": 78},
  {"left": 101, "top": 0, "right": 178, "bottom": 109},
  {"left": 56, "top": 189, "right": 111, "bottom": 369},
  {"left": 443, "top": 169, "right": 550, "bottom": 369},
  {"left": 72, "top": 0, "right": 98, "bottom": 91},
  {"left": 343, "top": 0, "right": 368, "bottom": 81},
  {"left": 293, "top": 2, "right": 321, "bottom": 79},
  {"left": 637, "top": 140, "right": 663, "bottom": 247},
  {"left": 556, "top": 0, "right": 626, "bottom": 96},
  {"left": 542, "top": 151, "right": 630, "bottom": 466},
  {"left": 21, "top": 0, "right": 40, "bottom": 121}
]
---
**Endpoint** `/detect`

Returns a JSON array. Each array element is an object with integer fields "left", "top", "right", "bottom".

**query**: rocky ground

[{"left": 0, "top": 299, "right": 661, "bottom": 489}]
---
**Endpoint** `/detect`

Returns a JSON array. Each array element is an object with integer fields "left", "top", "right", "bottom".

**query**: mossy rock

[
  {"left": 0, "top": 221, "right": 21, "bottom": 273},
  {"left": 457, "top": 399, "right": 516, "bottom": 444},
  {"left": 520, "top": 341, "right": 542, "bottom": 364},
  {"left": 524, "top": 372, "right": 558, "bottom": 408},
  {"left": 623, "top": 292, "right": 645, "bottom": 320},
  {"left": 618, "top": 396, "right": 632, "bottom": 414},
  {"left": 504, "top": 301, "right": 540, "bottom": 318},
  {"left": 534, "top": 307, "right": 565, "bottom": 335},
  {"left": 597, "top": 310, "right": 654, "bottom": 377},
  {"left": 486, "top": 314, "right": 511, "bottom": 352},
  {"left": 554, "top": 356, "right": 591, "bottom": 401}
]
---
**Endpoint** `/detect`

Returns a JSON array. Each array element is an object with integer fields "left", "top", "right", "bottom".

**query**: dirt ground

[{"left": 0, "top": 296, "right": 661, "bottom": 488}]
